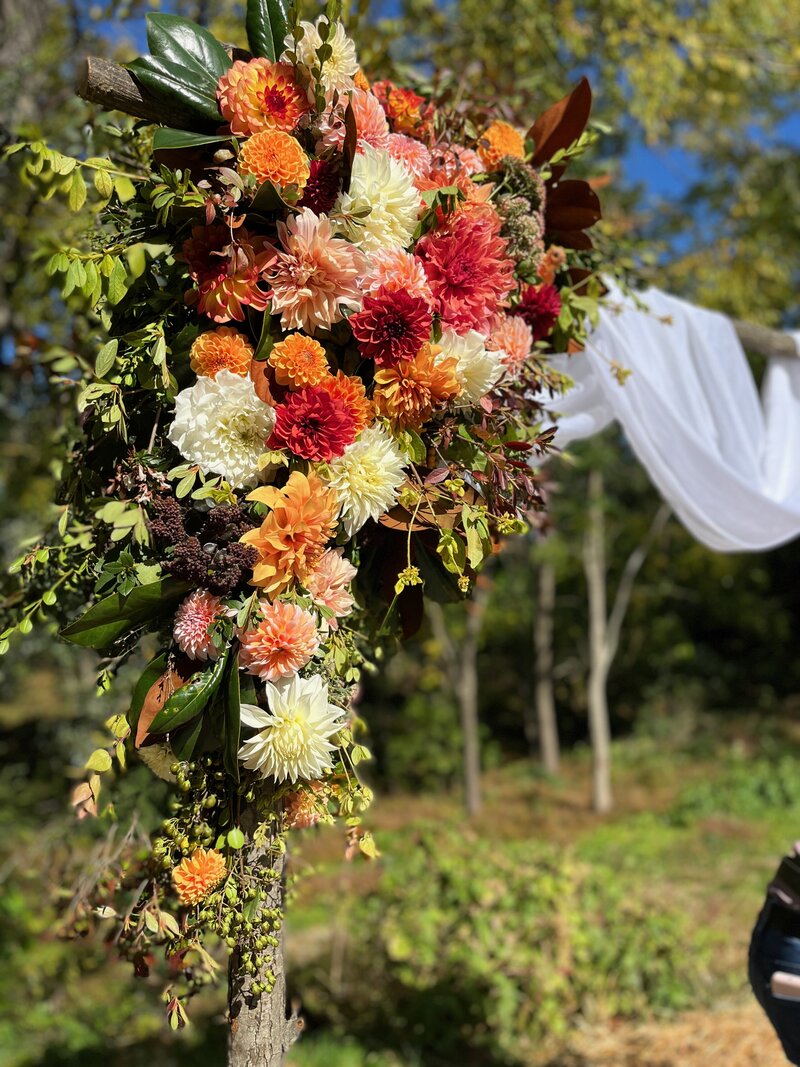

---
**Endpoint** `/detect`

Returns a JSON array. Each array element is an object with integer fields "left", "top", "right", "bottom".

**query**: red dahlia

[
  {"left": 349, "top": 287, "right": 433, "bottom": 367},
  {"left": 270, "top": 385, "right": 357, "bottom": 461},
  {"left": 299, "top": 158, "right": 341, "bottom": 216},
  {"left": 514, "top": 283, "right": 562, "bottom": 341},
  {"left": 415, "top": 208, "right": 516, "bottom": 334}
]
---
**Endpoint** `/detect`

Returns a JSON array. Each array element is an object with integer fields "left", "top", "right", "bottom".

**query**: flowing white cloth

[{"left": 552, "top": 286, "right": 800, "bottom": 552}]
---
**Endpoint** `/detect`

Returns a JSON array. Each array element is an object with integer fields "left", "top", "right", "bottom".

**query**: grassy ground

[{"left": 285, "top": 719, "right": 800, "bottom": 1066}]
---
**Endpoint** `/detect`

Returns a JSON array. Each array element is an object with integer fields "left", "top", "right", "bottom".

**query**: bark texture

[
  {"left": 77, "top": 56, "right": 204, "bottom": 129},
  {"left": 228, "top": 807, "right": 301, "bottom": 1067},
  {"left": 533, "top": 560, "right": 560, "bottom": 775},
  {"left": 429, "top": 584, "right": 491, "bottom": 818}
]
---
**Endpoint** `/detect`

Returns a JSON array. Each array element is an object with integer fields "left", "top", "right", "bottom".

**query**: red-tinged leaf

[
  {"left": 136, "top": 660, "right": 194, "bottom": 747},
  {"left": 480, "top": 395, "right": 494, "bottom": 413},
  {"left": 548, "top": 229, "right": 594, "bottom": 250},
  {"left": 529, "top": 77, "right": 592, "bottom": 167},
  {"left": 504, "top": 440, "right": 533, "bottom": 451},
  {"left": 425, "top": 467, "right": 450, "bottom": 485},
  {"left": 546, "top": 179, "right": 602, "bottom": 231},
  {"left": 249, "top": 358, "right": 275, "bottom": 403},
  {"left": 71, "top": 781, "right": 97, "bottom": 820}
]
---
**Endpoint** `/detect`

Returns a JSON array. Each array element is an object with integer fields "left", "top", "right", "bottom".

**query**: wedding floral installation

[{"left": 3, "top": 0, "right": 606, "bottom": 1059}]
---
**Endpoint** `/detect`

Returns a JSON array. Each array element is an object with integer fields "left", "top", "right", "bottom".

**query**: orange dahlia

[
  {"left": 217, "top": 58, "right": 310, "bottom": 138},
  {"left": 239, "top": 600, "right": 320, "bottom": 681},
  {"left": 173, "top": 848, "right": 227, "bottom": 905},
  {"left": 268, "top": 333, "right": 330, "bottom": 389},
  {"left": 477, "top": 120, "right": 526, "bottom": 171},
  {"left": 354, "top": 69, "right": 371, "bottom": 91},
  {"left": 242, "top": 471, "right": 338, "bottom": 597},
  {"left": 373, "top": 342, "right": 459, "bottom": 431},
  {"left": 238, "top": 130, "right": 310, "bottom": 192},
  {"left": 318, "top": 372, "right": 374, "bottom": 435},
  {"left": 190, "top": 327, "right": 254, "bottom": 378}
]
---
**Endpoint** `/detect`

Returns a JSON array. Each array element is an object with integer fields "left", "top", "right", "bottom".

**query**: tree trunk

[
  {"left": 533, "top": 560, "right": 560, "bottom": 775},
  {"left": 228, "top": 805, "right": 301, "bottom": 1067},
  {"left": 428, "top": 586, "right": 490, "bottom": 818},
  {"left": 583, "top": 469, "right": 613, "bottom": 814}
]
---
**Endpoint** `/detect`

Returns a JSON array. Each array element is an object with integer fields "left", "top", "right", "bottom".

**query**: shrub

[{"left": 294, "top": 824, "right": 710, "bottom": 1066}]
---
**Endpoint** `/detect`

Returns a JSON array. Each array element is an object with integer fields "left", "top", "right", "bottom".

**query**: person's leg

[{"left": 749, "top": 902, "right": 800, "bottom": 1064}]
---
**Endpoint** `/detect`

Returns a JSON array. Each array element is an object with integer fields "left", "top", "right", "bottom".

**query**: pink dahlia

[
  {"left": 305, "top": 548, "right": 357, "bottom": 627},
  {"left": 350, "top": 286, "right": 432, "bottom": 367},
  {"left": 182, "top": 225, "right": 275, "bottom": 323},
  {"left": 317, "top": 89, "right": 390, "bottom": 154},
  {"left": 362, "top": 247, "right": 433, "bottom": 306},
  {"left": 415, "top": 208, "right": 516, "bottom": 334},
  {"left": 284, "top": 782, "right": 325, "bottom": 829},
  {"left": 268, "top": 208, "right": 365, "bottom": 333},
  {"left": 489, "top": 314, "right": 534, "bottom": 369},
  {"left": 514, "top": 283, "right": 562, "bottom": 342},
  {"left": 270, "top": 384, "right": 357, "bottom": 461},
  {"left": 239, "top": 601, "right": 319, "bottom": 681},
  {"left": 299, "top": 158, "right": 341, "bottom": 215},
  {"left": 387, "top": 134, "right": 432, "bottom": 182},
  {"left": 173, "top": 591, "right": 224, "bottom": 661}
]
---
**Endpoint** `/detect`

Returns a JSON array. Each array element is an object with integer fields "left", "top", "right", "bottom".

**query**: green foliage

[
  {"left": 296, "top": 825, "right": 711, "bottom": 1065},
  {"left": 246, "top": 0, "right": 291, "bottom": 62},
  {"left": 669, "top": 753, "right": 800, "bottom": 827}
]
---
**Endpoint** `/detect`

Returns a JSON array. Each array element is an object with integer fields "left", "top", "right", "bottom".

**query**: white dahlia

[
  {"left": 438, "top": 328, "right": 503, "bottom": 404},
  {"left": 326, "top": 424, "right": 407, "bottom": 537},
  {"left": 334, "top": 146, "right": 420, "bottom": 253},
  {"left": 284, "top": 18, "right": 358, "bottom": 96},
  {"left": 167, "top": 370, "right": 276, "bottom": 489},
  {"left": 238, "top": 674, "right": 343, "bottom": 783}
]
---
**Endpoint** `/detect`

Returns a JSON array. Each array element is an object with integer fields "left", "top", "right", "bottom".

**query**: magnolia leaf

[
  {"left": 153, "top": 127, "right": 234, "bottom": 151},
  {"left": 246, "top": 0, "right": 290, "bottom": 61},
  {"left": 148, "top": 649, "right": 229, "bottom": 735},
  {"left": 528, "top": 76, "right": 592, "bottom": 168},
  {"left": 61, "top": 578, "right": 191, "bottom": 650},
  {"left": 223, "top": 652, "right": 241, "bottom": 781}
]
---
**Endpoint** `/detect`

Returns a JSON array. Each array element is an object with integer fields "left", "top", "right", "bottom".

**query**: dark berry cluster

[
  {"left": 149, "top": 496, "right": 186, "bottom": 544},
  {"left": 149, "top": 500, "right": 258, "bottom": 596}
]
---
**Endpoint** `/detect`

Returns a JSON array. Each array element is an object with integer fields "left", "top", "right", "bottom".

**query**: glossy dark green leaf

[
  {"left": 246, "top": 0, "right": 290, "bottom": 61},
  {"left": 60, "top": 579, "right": 191, "bottom": 650},
  {"left": 223, "top": 652, "right": 241, "bottom": 781},
  {"left": 146, "top": 14, "right": 232, "bottom": 83},
  {"left": 127, "top": 57, "right": 221, "bottom": 126},
  {"left": 170, "top": 713, "right": 204, "bottom": 761},
  {"left": 153, "top": 128, "right": 234, "bottom": 151},
  {"left": 149, "top": 649, "right": 229, "bottom": 735},
  {"left": 249, "top": 179, "right": 289, "bottom": 215},
  {"left": 127, "top": 653, "right": 168, "bottom": 737}
]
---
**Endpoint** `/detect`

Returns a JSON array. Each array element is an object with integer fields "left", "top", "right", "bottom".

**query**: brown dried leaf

[
  {"left": 528, "top": 77, "right": 592, "bottom": 168},
  {"left": 136, "top": 661, "right": 193, "bottom": 748}
]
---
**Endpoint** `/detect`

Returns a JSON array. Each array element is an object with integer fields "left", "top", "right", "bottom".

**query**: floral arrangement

[{"left": 4, "top": 0, "right": 604, "bottom": 1037}]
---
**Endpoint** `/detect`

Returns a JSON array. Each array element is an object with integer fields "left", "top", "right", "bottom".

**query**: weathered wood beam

[
  {"left": 77, "top": 56, "right": 203, "bottom": 129},
  {"left": 732, "top": 319, "right": 798, "bottom": 361}
]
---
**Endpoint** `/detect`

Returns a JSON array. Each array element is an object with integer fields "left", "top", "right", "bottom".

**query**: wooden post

[{"left": 227, "top": 805, "right": 302, "bottom": 1067}]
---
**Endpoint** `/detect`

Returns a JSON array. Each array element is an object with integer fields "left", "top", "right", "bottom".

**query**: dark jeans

[{"left": 750, "top": 898, "right": 800, "bottom": 1064}]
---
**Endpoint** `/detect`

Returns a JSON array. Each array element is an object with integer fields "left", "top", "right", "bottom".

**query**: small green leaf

[
  {"left": 68, "top": 170, "right": 87, "bottom": 211},
  {"left": 86, "top": 749, "right": 112, "bottom": 772},
  {"left": 95, "top": 339, "right": 118, "bottom": 378},
  {"left": 227, "top": 827, "right": 245, "bottom": 850},
  {"left": 106, "top": 259, "right": 128, "bottom": 305},
  {"left": 94, "top": 168, "right": 114, "bottom": 199}
]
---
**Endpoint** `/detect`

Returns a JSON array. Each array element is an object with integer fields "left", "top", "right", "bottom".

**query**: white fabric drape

[{"left": 552, "top": 286, "right": 800, "bottom": 552}]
